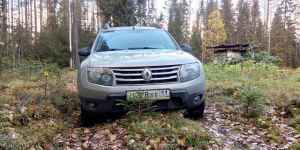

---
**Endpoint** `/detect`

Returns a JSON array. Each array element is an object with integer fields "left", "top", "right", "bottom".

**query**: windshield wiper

[
  {"left": 127, "top": 47, "right": 160, "bottom": 50},
  {"left": 96, "top": 48, "right": 125, "bottom": 52},
  {"left": 108, "top": 48, "right": 125, "bottom": 51}
]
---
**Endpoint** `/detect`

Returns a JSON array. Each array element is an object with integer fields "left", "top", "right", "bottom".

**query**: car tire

[
  {"left": 80, "top": 105, "right": 94, "bottom": 127},
  {"left": 184, "top": 101, "right": 205, "bottom": 119}
]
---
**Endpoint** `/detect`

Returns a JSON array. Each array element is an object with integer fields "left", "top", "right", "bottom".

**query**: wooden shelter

[{"left": 207, "top": 44, "right": 254, "bottom": 61}]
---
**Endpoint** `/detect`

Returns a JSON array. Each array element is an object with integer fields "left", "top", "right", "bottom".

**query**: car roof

[{"left": 102, "top": 26, "right": 160, "bottom": 32}]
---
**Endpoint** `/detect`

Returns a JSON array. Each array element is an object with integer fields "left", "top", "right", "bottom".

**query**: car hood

[{"left": 88, "top": 49, "right": 198, "bottom": 67}]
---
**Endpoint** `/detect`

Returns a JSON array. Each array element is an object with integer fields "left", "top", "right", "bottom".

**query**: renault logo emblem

[{"left": 142, "top": 68, "right": 152, "bottom": 81}]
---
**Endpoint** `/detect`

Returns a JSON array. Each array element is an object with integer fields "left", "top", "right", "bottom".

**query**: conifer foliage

[{"left": 0, "top": 0, "right": 298, "bottom": 67}]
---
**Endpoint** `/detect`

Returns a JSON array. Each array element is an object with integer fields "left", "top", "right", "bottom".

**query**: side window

[
  {"left": 100, "top": 41, "right": 110, "bottom": 51},
  {"left": 93, "top": 34, "right": 103, "bottom": 52},
  {"left": 165, "top": 31, "right": 180, "bottom": 50}
]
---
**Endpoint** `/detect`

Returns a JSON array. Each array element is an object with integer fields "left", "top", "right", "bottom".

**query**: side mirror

[
  {"left": 180, "top": 43, "right": 193, "bottom": 53},
  {"left": 88, "top": 41, "right": 93, "bottom": 49},
  {"left": 78, "top": 47, "right": 90, "bottom": 57}
]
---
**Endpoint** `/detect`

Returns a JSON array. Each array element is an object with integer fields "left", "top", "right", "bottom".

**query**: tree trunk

[
  {"left": 10, "top": 0, "right": 13, "bottom": 36},
  {"left": 40, "top": 0, "right": 43, "bottom": 32},
  {"left": 0, "top": 0, "right": 8, "bottom": 56},
  {"left": 29, "top": 0, "right": 33, "bottom": 41},
  {"left": 72, "top": 0, "right": 80, "bottom": 68},
  {"left": 18, "top": 0, "right": 20, "bottom": 25},
  {"left": 34, "top": 0, "right": 37, "bottom": 38},
  {"left": 47, "top": 0, "right": 56, "bottom": 31},
  {"left": 10, "top": 0, "right": 15, "bottom": 66},
  {"left": 25, "top": 0, "right": 28, "bottom": 31},
  {"left": 69, "top": 0, "right": 73, "bottom": 68}
]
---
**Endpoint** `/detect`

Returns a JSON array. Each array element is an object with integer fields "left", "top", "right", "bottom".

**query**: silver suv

[{"left": 78, "top": 27, "right": 205, "bottom": 124}]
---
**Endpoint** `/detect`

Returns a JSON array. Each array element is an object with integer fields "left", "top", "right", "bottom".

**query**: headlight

[
  {"left": 180, "top": 63, "right": 201, "bottom": 82},
  {"left": 87, "top": 68, "right": 113, "bottom": 86}
]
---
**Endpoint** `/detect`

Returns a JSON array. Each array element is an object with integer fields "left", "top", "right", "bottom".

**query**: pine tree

[
  {"left": 236, "top": 0, "right": 251, "bottom": 43},
  {"left": 0, "top": 0, "right": 7, "bottom": 56},
  {"left": 46, "top": 0, "right": 57, "bottom": 31},
  {"left": 271, "top": 7, "right": 297, "bottom": 67},
  {"left": 271, "top": 8, "right": 285, "bottom": 55},
  {"left": 273, "top": 0, "right": 298, "bottom": 67},
  {"left": 250, "top": 0, "right": 264, "bottom": 46},
  {"left": 221, "top": 0, "right": 234, "bottom": 43},
  {"left": 191, "top": 0, "right": 204, "bottom": 56},
  {"left": 286, "top": 19, "right": 297, "bottom": 67},
  {"left": 168, "top": 0, "right": 187, "bottom": 43},
  {"left": 191, "top": 27, "right": 202, "bottom": 55},
  {"left": 97, "top": 0, "right": 139, "bottom": 27}
]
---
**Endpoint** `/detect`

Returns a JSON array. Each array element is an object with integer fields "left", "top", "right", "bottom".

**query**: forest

[
  {"left": 0, "top": 0, "right": 300, "bottom": 149},
  {"left": 0, "top": 0, "right": 299, "bottom": 68}
]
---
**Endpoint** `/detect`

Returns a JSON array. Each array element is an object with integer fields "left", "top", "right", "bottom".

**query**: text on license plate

[{"left": 126, "top": 90, "right": 170, "bottom": 101}]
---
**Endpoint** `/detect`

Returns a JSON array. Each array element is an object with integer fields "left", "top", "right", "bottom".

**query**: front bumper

[{"left": 79, "top": 75, "right": 205, "bottom": 114}]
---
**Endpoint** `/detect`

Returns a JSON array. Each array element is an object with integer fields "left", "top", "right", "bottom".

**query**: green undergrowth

[
  {"left": 205, "top": 61, "right": 300, "bottom": 145},
  {"left": 205, "top": 61, "right": 300, "bottom": 116},
  {"left": 0, "top": 61, "right": 300, "bottom": 149},
  {"left": 122, "top": 112, "right": 211, "bottom": 149},
  {"left": 0, "top": 65, "right": 79, "bottom": 149}
]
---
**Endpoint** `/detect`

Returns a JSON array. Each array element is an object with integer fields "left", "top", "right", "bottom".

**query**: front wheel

[
  {"left": 184, "top": 101, "right": 205, "bottom": 119},
  {"left": 80, "top": 105, "right": 94, "bottom": 127}
]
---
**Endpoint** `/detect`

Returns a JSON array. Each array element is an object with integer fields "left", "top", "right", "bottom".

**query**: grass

[
  {"left": 122, "top": 112, "right": 211, "bottom": 149},
  {"left": 0, "top": 61, "right": 300, "bottom": 149},
  {"left": 204, "top": 61, "right": 300, "bottom": 144},
  {"left": 0, "top": 66, "right": 78, "bottom": 149},
  {"left": 290, "top": 143, "right": 300, "bottom": 150},
  {"left": 0, "top": 65, "right": 211, "bottom": 149},
  {"left": 205, "top": 61, "right": 300, "bottom": 114}
]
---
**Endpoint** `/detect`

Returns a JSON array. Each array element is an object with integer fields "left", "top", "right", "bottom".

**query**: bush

[
  {"left": 213, "top": 51, "right": 281, "bottom": 66},
  {"left": 238, "top": 86, "right": 265, "bottom": 118},
  {"left": 245, "top": 51, "right": 281, "bottom": 65},
  {"left": 33, "top": 28, "right": 70, "bottom": 67},
  {"left": 214, "top": 57, "right": 244, "bottom": 65}
]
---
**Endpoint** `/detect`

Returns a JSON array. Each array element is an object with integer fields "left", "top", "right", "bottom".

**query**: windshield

[{"left": 95, "top": 29, "right": 178, "bottom": 52}]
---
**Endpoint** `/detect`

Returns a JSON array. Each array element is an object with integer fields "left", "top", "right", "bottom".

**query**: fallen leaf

[
  {"left": 177, "top": 137, "right": 186, "bottom": 146},
  {"left": 110, "top": 134, "right": 117, "bottom": 141},
  {"left": 82, "top": 141, "right": 89, "bottom": 149}
]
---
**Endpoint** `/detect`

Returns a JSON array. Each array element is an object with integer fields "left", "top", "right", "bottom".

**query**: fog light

[
  {"left": 87, "top": 102, "right": 96, "bottom": 108},
  {"left": 193, "top": 96, "right": 201, "bottom": 103},
  {"left": 193, "top": 95, "right": 203, "bottom": 105}
]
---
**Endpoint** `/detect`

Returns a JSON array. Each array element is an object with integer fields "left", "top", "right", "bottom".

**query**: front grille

[{"left": 112, "top": 65, "right": 181, "bottom": 85}]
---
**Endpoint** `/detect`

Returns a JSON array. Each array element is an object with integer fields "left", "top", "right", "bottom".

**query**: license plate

[{"left": 127, "top": 89, "right": 170, "bottom": 101}]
